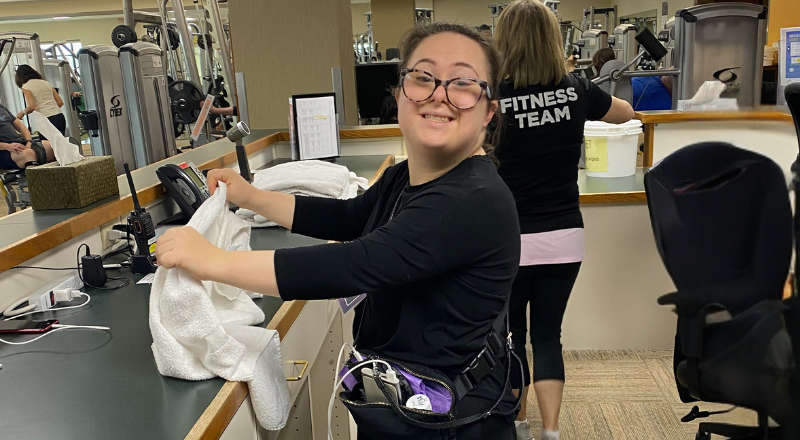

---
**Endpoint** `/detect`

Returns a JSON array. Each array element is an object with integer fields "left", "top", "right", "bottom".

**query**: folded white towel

[
  {"left": 149, "top": 182, "right": 289, "bottom": 430},
  {"left": 237, "top": 160, "right": 369, "bottom": 228}
]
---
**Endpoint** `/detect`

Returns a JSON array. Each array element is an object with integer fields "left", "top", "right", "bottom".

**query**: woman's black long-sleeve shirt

[{"left": 274, "top": 156, "right": 520, "bottom": 378}]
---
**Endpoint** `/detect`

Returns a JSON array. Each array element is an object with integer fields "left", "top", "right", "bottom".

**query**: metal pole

[
  {"left": 590, "top": 7, "right": 595, "bottom": 29},
  {"left": 158, "top": 0, "right": 178, "bottom": 80},
  {"left": 0, "top": 38, "right": 16, "bottom": 77},
  {"left": 582, "top": 9, "right": 588, "bottom": 31},
  {"left": 123, "top": 0, "right": 135, "bottom": 28},
  {"left": 161, "top": 0, "right": 201, "bottom": 86},
  {"left": 206, "top": 0, "right": 237, "bottom": 109}
]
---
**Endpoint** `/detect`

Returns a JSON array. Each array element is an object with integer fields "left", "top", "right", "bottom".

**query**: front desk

[{"left": 2, "top": 118, "right": 759, "bottom": 437}]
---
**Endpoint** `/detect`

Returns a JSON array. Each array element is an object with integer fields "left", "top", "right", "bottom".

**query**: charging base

[{"left": 131, "top": 255, "right": 157, "bottom": 274}]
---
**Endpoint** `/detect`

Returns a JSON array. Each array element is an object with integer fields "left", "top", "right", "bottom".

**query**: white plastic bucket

[{"left": 583, "top": 120, "right": 642, "bottom": 178}]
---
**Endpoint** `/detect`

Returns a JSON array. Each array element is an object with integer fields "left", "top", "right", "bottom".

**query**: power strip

[{"left": 28, "top": 272, "right": 83, "bottom": 311}]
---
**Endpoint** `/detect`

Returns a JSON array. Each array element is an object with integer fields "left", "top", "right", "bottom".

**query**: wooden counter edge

[
  {"left": 184, "top": 154, "right": 396, "bottom": 440},
  {"left": 0, "top": 134, "right": 282, "bottom": 274},
  {"left": 635, "top": 110, "right": 793, "bottom": 124},
  {"left": 580, "top": 192, "right": 647, "bottom": 204}
]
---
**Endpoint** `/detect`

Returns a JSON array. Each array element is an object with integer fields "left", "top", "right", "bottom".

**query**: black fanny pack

[{"left": 339, "top": 307, "right": 524, "bottom": 439}]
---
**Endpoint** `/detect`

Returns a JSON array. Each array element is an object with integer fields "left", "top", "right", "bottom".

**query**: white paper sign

[{"left": 294, "top": 95, "right": 339, "bottom": 160}]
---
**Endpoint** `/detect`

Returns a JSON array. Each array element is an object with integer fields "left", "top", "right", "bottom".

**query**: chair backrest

[
  {"left": 644, "top": 142, "right": 792, "bottom": 314},
  {"left": 785, "top": 82, "right": 800, "bottom": 145},
  {"left": 385, "top": 48, "right": 400, "bottom": 60}
]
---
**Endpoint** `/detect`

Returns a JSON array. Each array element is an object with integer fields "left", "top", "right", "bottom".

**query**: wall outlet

[{"left": 100, "top": 219, "right": 126, "bottom": 250}]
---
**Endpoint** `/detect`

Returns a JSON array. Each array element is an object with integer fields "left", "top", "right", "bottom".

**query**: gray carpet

[{"left": 523, "top": 350, "right": 757, "bottom": 440}]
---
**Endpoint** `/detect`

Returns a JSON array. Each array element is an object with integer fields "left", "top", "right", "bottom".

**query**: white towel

[
  {"left": 149, "top": 182, "right": 289, "bottom": 430},
  {"left": 236, "top": 160, "right": 369, "bottom": 228}
]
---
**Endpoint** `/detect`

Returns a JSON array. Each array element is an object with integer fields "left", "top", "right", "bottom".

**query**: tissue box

[{"left": 26, "top": 156, "right": 119, "bottom": 210}]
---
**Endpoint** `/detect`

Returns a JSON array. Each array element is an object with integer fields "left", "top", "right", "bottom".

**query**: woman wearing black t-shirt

[
  {"left": 157, "top": 23, "right": 521, "bottom": 439},
  {"left": 493, "top": 2, "right": 634, "bottom": 440}
]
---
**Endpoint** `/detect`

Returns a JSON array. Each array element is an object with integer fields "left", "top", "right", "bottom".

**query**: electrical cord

[
  {"left": 76, "top": 244, "right": 130, "bottom": 290},
  {"left": 11, "top": 266, "right": 79, "bottom": 271},
  {"left": 3, "top": 292, "right": 90, "bottom": 321},
  {"left": 0, "top": 324, "right": 110, "bottom": 345}
]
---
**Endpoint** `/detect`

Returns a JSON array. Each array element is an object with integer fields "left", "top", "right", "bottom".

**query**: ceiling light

[{"left": 53, "top": 16, "right": 71, "bottom": 20}]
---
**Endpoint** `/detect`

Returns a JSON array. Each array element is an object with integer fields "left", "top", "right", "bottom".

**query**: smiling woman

[{"left": 156, "top": 22, "right": 521, "bottom": 440}]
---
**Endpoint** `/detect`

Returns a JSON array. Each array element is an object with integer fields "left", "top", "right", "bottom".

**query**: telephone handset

[{"left": 156, "top": 161, "right": 211, "bottom": 218}]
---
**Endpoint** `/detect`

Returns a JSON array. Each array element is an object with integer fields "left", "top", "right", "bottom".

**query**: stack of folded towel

[
  {"left": 149, "top": 182, "right": 290, "bottom": 430},
  {"left": 236, "top": 160, "right": 369, "bottom": 227}
]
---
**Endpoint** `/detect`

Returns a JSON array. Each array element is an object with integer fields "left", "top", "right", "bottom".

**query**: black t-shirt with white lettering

[{"left": 495, "top": 74, "right": 612, "bottom": 234}]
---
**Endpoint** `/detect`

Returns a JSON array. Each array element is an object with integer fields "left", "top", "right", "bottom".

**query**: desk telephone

[{"left": 156, "top": 161, "right": 211, "bottom": 218}]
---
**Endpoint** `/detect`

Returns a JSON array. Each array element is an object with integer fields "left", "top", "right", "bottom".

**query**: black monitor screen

[{"left": 355, "top": 63, "right": 400, "bottom": 120}]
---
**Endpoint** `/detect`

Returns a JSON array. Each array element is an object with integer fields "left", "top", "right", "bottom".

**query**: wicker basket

[{"left": 26, "top": 156, "right": 119, "bottom": 210}]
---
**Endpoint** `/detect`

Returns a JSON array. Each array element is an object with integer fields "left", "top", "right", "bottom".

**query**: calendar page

[{"left": 292, "top": 94, "right": 340, "bottom": 160}]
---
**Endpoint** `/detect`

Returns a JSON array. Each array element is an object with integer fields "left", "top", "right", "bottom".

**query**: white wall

[
  {"left": 0, "top": 17, "right": 125, "bottom": 46},
  {"left": 351, "top": 2, "right": 371, "bottom": 36}
]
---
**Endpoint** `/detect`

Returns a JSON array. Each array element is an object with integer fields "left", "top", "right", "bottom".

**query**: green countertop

[{"left": 0, "top": 155, "right": 387, "bottom": 440}]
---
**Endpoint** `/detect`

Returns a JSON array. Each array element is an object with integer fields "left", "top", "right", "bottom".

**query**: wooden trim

[
  {"left": 0, "top": 135, "right": 282, "bottom": 274},
  {"left": 340, "top": 126, "right": 402, "bottom": 139},
  {"left": 580, "top": 192, "right": 647, "bottom": 204},
  {"left": 642, "top": 123, "right": 655, "bottom": 168},
  {"left": 635, "top": 110, "right": 793, "bottom": 125},
  {"left": 370, "top": 155, "right": 396, "bottom": 186},
  {"left": 184, "top": 381, "right": 250, "bottom": 440},
  {"left": 267, "top": 300, "right": 307, "bottom": 340}
]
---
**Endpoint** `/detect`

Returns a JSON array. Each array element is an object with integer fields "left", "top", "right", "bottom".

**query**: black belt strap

[{"left": 454, "top": 299, "right": 510, "bottom": 401}]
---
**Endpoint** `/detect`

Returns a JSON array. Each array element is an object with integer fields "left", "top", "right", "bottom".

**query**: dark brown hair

[
  {"left": 397, "top": 22, "right": 502, "bottom": 159},
  {"left": 15, "top": 64, "right": 43, "bottom": 88},
  {"left": 592, "top": 48, "right": 616, "bottom": 78}
]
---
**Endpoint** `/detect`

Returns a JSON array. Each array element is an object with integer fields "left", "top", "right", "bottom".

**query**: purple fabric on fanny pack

[
  {"left": 338, "top": 363, "right": 453, "bottom": 414},
  {"left": 389, "top": 363, "right": 452, "bottom": 414},
  {"left": 339, "top": 365, "right": 358, "bottom": 390}
]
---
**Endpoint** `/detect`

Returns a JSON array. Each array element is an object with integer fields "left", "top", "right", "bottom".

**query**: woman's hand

[
  {"left": 206, "top": 168, "right": 257, "bottom": 209},
  {"left": 155, "top": 227, "right": 225, "bottom": 281},
  {"left": 16, "top": 111, "right": 24, "bottom": 120}
]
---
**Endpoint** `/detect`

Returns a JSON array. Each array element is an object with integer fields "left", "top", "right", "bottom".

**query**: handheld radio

[{"left": 124, "top": 163, "right": 157, "bottom": 274}]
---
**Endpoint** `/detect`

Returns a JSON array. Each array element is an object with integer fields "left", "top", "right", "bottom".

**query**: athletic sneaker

[
  {"left": 541, "top": 429, "right": 560, "bottom": 440},
  {"left": 515, "top": 420, "right": 534, "bottom": 440}
]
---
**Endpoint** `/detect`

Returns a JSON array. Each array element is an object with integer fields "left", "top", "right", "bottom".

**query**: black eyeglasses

[{"left": 400, "top": 68, "right": 491, "bottom": 110}]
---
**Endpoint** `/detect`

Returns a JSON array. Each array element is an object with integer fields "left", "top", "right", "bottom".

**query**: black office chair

[
  {"left": 782, "top": 82, "right": 800, "bottom": 440},
  {"left": 644, "top": 142, "right": 796, "bottom": 440}
]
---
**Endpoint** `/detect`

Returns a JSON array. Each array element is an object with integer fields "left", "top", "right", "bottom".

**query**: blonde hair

[{"left": 494, "top": 0, "right": 567, "bottom": 88}]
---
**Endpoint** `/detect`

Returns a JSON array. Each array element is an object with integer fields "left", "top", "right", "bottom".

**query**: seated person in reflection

[
  {"left": 591, "top": 48, "right": 615, "bottom": 80},
  {"left": 631, "top": 75, "right": 673, "bottom": 111},
  {"left": 0, "top": 102, "right": 55, "bottom": 170}
]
